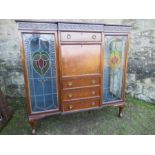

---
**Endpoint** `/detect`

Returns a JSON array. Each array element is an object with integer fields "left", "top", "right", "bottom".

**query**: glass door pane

[
  {"left": 22, "top": 33, "right": 58, "bottom": 112},
  {"left": 104, "top": 35, "right": 127, "bottom": 102}
]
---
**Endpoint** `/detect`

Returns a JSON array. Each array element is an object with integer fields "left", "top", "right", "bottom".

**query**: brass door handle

[
  {"left": 67, "top": 34, "right": 71, "bottom": 39},
  {"left": 69, "top": 105, "right": 73, "bottom": 110},
  {"left": 92, "top": 79, "right": 96, "bottom": 84},
  {"left": 68, "top": 93, "right": 73, "bottom": 98},
  {"left": 92, "top": 91, "right": 96, "bottom": 95},
  {"left": 68, "top": 82, "right": 73, "bottom": 86},
  {"left": 91, "top": 102, "right": 96, "bottom": 106},
  {"left": 92, "top": 35, "right": 96, "bottom": 39}
]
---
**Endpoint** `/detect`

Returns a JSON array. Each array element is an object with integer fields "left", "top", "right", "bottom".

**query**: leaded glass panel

[
  {"left": 104, "top": 35, "right": 127, "bottom": 102},
  {"left": 23, "top": 33, "right": 58, "bottom": 112}
]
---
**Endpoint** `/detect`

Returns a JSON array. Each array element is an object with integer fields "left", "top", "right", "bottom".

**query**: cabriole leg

[
  {"left": 118, "top": 106, "right": 124, "bottom": 118},
  {"left": 29, "top": 120, "right": 38, "bottom": 135}
]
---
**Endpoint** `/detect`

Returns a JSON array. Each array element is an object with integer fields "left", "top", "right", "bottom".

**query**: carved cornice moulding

[
  {"left": 16, "top": 21, "right": 131, "bottom": 32},
  {"left": 17, "top": 22, "right": 57, "bottom": 31},
  {"left": 58, "top": 23, "right": 104, "bottom": 32},
  {"left": 104, "top": 25, "right": 131, "bottom": 33}
]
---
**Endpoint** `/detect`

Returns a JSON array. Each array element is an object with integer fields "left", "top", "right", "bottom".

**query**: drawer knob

[
  {"left": 92, "top": 79, "right": 96, "bottom": 84},
  {"left": 69, "top": 105, "right": 73, "bottom": 110},
  {"left": 92, "top": 91, "right": 96, "bottom": 95},
  {"left": 68, "top": 82, "right": 73, "bottom": 86},
  {"left": 91, "top": 102, "right": 96, "bottom": 106},
  {"left": 92, "top": 35, "right": 96, "bottom": 39},
  {"left": 67, "top": 34, "right": 71, "bottom": 39},
  {"left": 68, "top": 93, "right": 73, "bottom": 98}
]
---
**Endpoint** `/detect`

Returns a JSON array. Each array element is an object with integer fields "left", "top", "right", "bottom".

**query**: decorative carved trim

[
  {"left": 16, "top": 21, "right": 131, "bottom": 32},
  {"left": 17, "top": 22, "right": 57, "bottom": 31},
  {"left": 58, "top": 23, "right": 104, "bottom": 32},
  {"left": 104, "top": 25, "right": 131, "bottom": 33}
]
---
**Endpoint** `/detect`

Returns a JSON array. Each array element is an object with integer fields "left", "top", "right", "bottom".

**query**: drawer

[
  {"left": 63, "top": 98, "right": 100, "bottom": 112},
  {"left": 63, "top": 77, "right": 101, "bottom": 89},
  {"left": 62, "top": 87, "right": 100, "bottom": 101},
  {"left": 61, "top": 32, "right": 102, "bottom": 42}
]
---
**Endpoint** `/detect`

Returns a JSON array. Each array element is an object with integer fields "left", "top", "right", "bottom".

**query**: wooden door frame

[
  {"left": 18, "top": 30, "right": 61, "bottom": 117},
  {"left": 103, "top": 32, "right": 130, "bottom": 103}
]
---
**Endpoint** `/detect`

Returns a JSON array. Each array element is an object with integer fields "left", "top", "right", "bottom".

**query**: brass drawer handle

[
  {"left": 68, "top": 82, "right": 73, "bottom": 86},
  {"left": 91, "top": 102, "right": 96, "bottom": 106},
  {"left": 69, "top": 105, "right": 73, "bottom": 110},
  {"left": 67, "top": 34, "right": 71, "bottom": 39},
  {"left": 92, "top": 79, "right": 96, "bottom": 84},
  {"left": 92, "top": 91, "right": 96, "bottom": 95},
  {"left": 92, "top": 35, "right": 96, "bottom": 39},
  {"left": 68, "top": 93, "right": 73, "bottom": 98}
]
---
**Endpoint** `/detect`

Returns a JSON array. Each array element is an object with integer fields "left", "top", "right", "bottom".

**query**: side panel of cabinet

[{"left": 21, "top": 32, "right": 59, "bottom": 114}]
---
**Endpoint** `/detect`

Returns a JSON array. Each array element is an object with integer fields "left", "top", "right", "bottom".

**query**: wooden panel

[
  {"left": 63, "top": 98, "right": 100, "bottom": 112},
  {"left": 61, "top": 32, "right": 101, "bottom": 42},
  {"left": 63, "top": 76, "right": 101, "bottom": 89},
  {"left": 61, "top": 44, "right": 101, "bottom": 76},
  {"left": 62, "top": 87, "right": 100, "bottom": 101}
]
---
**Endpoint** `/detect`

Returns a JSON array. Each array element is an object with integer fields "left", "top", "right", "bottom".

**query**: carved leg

[
  {"left": 29, "top": 120, "right": 38, "bottom": 135},
  {"left": 118, "top": 106, "right": 124, "bottom": 118}
]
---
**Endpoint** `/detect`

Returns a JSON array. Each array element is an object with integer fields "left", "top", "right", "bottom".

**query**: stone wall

[
  {"left": 0, "top": 20, "right": 25, "bottom": 97},
  {"left": 0, "top": 19, "right": 155, "bottom": 103}
]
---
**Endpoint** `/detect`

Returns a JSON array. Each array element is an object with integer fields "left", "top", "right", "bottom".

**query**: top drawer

[{"left": 60, "top": 32, "right": 102, "bottom": 42}]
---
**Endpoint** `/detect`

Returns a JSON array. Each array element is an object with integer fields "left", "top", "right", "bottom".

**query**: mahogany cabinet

[{"left": 16, "top": 20, "right": 131, "bottom": 134}]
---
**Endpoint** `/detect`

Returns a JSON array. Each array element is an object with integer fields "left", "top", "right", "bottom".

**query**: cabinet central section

[{"left": 60, "top": 32, "right": 102, "bottom": 112}]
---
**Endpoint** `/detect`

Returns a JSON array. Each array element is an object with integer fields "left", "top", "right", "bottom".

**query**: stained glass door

[
  {"left": 22, "top": 33, "right": 58, "bottom": 113},
  {"left": 103, "top": 35, "right": 127, "bottom": 103}
]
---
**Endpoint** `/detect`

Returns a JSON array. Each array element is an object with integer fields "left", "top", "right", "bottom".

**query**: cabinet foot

[
  {"left": 29, "top": 120, "right": 38, "bottom": 135},
  {"left": 118, "top": 106, "right": 124, "bottom": 118},
  {"left": 32, "top": 129, "right": 36, "bottom": 135}
]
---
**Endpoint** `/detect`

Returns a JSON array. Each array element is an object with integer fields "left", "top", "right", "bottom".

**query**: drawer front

[
  {"left": 62, "top": 87, "right": 100, "bottom": 101},
  {"left": 63, "top": 99, "right": 100, "bottom": 112},
  {"left": 63, "top": 77, "right": 101, "bottom": 89},
  {"left": 61, "top": 32, "right": 102, "bottom": 42}
]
